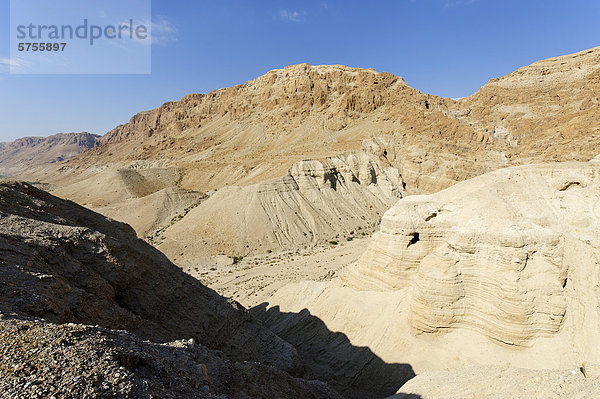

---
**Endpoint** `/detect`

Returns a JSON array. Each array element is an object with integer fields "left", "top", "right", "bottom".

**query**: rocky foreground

[
  {"left": 0, "top": 316, "right": 339, "bottom": 399},
  {"left": 0, "top": 181, "right": 341, "bottom": 398}
]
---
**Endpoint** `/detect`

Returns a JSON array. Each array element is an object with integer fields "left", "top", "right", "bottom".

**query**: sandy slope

[
  {"left": 159, "top": 147, "right": 404, "bottom": 258},
  {"left": 182, "top": 237, "right": 371, "bottom": 308},
  {"left": 393, "top": 366, "right": 600, "bottom": 399}
]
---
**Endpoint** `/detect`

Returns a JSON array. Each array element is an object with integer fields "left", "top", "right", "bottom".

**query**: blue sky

[{"left": 0, "top": 0, "right": 599, "bottom": 141}]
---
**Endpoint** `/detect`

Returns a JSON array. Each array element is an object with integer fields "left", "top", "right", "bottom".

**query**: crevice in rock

[
  {"left": 424, "top": 212, "right": 438, "bottom": 222},
  {"left": 407, "top": 233, "right": 420, "bottom": 247},
  {"left": 559, "top": 181, "right": 582, "bottom": 191}
]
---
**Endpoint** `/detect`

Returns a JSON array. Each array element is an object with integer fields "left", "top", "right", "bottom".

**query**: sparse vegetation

[
  {"left": 329, "top": 241, "right": 338, "bottom": 245},
  {"left": 175, "top": 170, "right": 185, "bottom": 187}
]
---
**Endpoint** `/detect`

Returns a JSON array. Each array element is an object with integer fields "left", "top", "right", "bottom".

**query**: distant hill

[{"left": 0, "top": 132, "right": 99, "bottom": 176}]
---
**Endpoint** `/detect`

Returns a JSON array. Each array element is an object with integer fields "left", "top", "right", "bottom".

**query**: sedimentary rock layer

[
  {"left": 260, "top": 161, "right": 600, "bottom": 390},
  {"left": 159, "top": 145, "right": 404, "bottom": 258},
  {"left": 349, "top": 162, "right": 600, "bottom": 346}
]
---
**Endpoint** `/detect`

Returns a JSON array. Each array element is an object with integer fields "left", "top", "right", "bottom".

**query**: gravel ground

[{"left": 0, "top": 314, "right": 341, "bottom": 399}]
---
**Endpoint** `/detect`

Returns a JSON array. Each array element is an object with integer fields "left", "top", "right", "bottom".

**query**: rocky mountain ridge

[
  {"left": 0, "top": 132, "right": 99, "bottom": 176},
  {"left": 53, "top": 47, "right": 600, "bottom": 194}
]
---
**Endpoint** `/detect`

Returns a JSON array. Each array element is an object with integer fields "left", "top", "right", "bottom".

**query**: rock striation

[
  {"left": 259, "top": 160, "right": 600, "bottom": 389},
  {"left": 158, "top": 142, "right": 405, "bottom": 258},
  {"left": 349, "top": 162, "right": 600, "bottom": 346}
]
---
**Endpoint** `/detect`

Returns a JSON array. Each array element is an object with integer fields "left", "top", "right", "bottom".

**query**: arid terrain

[
  {"left": 0, "top": 132, "right": 99, "bottom": 177},
  {"left": 2, "top": 46, "right": 600, "bottom": 398}
]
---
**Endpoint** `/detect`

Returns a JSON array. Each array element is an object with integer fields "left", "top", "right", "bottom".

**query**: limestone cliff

[
  {"left": 349, "top": 162, "right": 600, "bottom": 346},
  {"left": 260, "top": 160, "right": 600, "bottom": 384},
  {"left": 158, "top": 141, "right": 405, "bottom": 259}
]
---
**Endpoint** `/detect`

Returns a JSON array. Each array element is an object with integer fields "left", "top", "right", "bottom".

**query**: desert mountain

[
  {"left": 16, "top": 47, "right": 600, "bottom": 259},
  {"left": 43, "top": 47, "right": 600, "bottom": 190},
  {"left": 0, "top": 132, "right": 99, "bottom": 176},
  {"left": 30, "top": 63, "right": 491, "bottom": 195},
  {"left": 452, "top": 47, "right": 600, "bottom": 165},
  {"left": 254, "top": 159, "right": 600, "bottom": 395}
]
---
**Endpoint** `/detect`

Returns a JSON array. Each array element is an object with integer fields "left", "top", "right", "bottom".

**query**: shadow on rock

[{"left": 251, "top": 303, "right": 417, "bottom": 399}]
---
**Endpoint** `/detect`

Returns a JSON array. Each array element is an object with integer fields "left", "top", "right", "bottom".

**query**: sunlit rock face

[
  {"left": 158, "top": 143, "right": 405, "bottom": 258},
  {"left": 348, "top": 161, "right": 600, "bottom": 347}
]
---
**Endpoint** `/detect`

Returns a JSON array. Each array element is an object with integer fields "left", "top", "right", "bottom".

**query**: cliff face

[
  {"left": 350, "top": 162, "right": 600, "bottom": 347},
  {"left": 259, "top": 160, "right": 600, "bottom": 382},
  {"left": 60, "top": 48, "right": 600, "bottom": 196},
  {"left": 62, "top": 63, "right": 491, "bottom": 194},
  {"left": 452, "top": 46, "right": 600, "bottom": 166},
  {"left": 158, "top": 142, "right": 405, "bottom": 259},
  {"left": 0, "top": 132, "right": 99, "bottom": 176}
]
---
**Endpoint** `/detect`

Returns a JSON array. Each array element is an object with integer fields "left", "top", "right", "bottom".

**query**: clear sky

[{"left": 0, "top": 0, "right": 599, "bottom": 141}]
